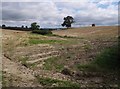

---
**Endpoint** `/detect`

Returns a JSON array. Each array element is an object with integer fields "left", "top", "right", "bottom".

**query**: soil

[{"left": 1, "top": 26, "right": 119, "bottom": 88}]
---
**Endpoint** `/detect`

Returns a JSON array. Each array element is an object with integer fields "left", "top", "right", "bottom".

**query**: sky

[{"left": 1, "top": 0, "right": 119, "bottom": 28}]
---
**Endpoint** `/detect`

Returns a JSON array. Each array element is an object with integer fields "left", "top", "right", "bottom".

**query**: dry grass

[
  {"left": 52, "top": 26, "right": 118, "bottom": 39},
  {"left": 1, "top": 26, "right": 119, "bottom": 87}
]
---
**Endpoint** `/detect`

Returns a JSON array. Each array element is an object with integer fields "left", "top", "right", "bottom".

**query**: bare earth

[{"left": 1, "top": 26, "right": 119, "bottom": 88}]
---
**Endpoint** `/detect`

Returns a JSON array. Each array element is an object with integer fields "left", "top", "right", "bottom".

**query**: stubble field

[{"left": 1, "top": 26, "right": 119, "bottom": 88}]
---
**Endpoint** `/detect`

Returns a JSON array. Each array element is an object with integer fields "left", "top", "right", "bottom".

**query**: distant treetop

[
  {"left": 61, "top": 16, "right": 74, "bottom": 28},
  {"left": 30, "top": 22, "right": 40, "bottom": 30}
]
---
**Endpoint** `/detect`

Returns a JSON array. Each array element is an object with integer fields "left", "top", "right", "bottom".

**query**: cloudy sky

[{"left": 1, "top": 0, "right": 119, "bottom": 28}]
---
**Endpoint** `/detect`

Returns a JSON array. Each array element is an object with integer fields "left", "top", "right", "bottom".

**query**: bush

[{"left": 32, "top": 30, "right": 52, "bottom": 35}]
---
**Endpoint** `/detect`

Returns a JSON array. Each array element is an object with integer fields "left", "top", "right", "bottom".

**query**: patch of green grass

[
  {"left": 29, "top": 39, "right": 67, "bottom": 44},
  {"left": 29, "top": 33, "right": 44, "bottom": 39},
  {"left": 43, "top": 57, "right": 64, "bottom": 72},
  {"left": 48, "top": 34, "right": 83, "bottom": 39},
  {"left": 77, "top": 45, "right": 119, "bottom": 72},
  {"left": 36, "top": 77, "right": 80, "bottom": 87},
  {"left": 93, "top": 46, "right": 119, "bottom": 71}
]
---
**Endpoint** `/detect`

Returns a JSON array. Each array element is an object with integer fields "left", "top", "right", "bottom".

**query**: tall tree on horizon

[
  {"left": 2, "top": 24, "right": 6, "bottom": 28},
  {"left": 61, "top": 16, "right": 74, "bottom": 28},
  {"left": 30, "top": 22, "right": 40, "bottom": 30}
]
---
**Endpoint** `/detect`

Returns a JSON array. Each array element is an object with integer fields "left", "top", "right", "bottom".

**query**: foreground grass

[
  {"left": 77, "top": 44, "right": 119, "bottom": 72},
  {"left": 43, "top": 57, "right": 64, "bottom": 72},
  {"left": 48, "top": 34, "right": 82, "bottom": 39},
  {"left": 36, "top": 76, "right": 80, "bottom": 87},
  {"left": 29, "top": 39, "right": 67, "bottom": 44}
]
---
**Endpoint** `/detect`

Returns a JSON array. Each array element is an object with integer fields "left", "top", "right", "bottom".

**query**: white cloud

[{"left": 1, "top": 1, "right": 119, "bottom": 28}]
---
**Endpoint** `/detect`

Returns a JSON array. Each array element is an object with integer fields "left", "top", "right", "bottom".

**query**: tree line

[
  {"left": 1, "top": 16, "right": 74, "bottom": 31},
  {"left": 30, "top": 16, "right": 74, "bottom": 30}
]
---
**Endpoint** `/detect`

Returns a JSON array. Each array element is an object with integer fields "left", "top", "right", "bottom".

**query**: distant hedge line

[
  {"left": 32, "top": 30, "right": 52, "bottom": 35},
  {"left": 2, "top": 27, "right": 32, "bottom": 31}
]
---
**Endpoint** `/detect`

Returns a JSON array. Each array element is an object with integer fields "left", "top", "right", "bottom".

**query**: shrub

[{"left": 32, "top": 30, "right": 52, "bottom": 35}]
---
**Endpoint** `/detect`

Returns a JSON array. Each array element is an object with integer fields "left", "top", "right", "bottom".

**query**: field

[{"left": 1, "top": 26, "right": 119, "bottom": 88}]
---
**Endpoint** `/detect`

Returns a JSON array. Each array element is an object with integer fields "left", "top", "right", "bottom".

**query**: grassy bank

[
  {"left": 77, "top": 43, "right": 119, "bottom": 72},
  {"left": 36, "top": 76, "right": 80, "bottom": 87},
  {"left": 29, "top": 39, "right": 67, "bottom": 44}
]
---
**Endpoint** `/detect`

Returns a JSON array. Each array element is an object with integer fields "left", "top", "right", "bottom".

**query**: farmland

[{"left": 1, "top": 26, "right": 119, "bottom": 88}]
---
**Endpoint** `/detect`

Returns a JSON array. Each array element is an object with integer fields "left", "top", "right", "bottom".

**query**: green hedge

[{"left": 32, "top": 30, "right": 52, "bottom": 35}]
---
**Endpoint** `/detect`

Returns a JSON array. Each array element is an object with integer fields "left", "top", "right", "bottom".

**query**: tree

[
  {"left": 21, "top": 25, "right": 24, "bottom": 28},
  {"left": 92, "top": 24, "right": 95, "bottom": 27},
  {"left": 30, "top": 22, "right": 40, "bottom": 30},
  {"left": 25, "top": 26, "right": 28, "bottom": 29},
  {"left": 2, "top": 24, "right": 6, "bottom": 28},
  {"left": 61, "top": 16, "right": 74, "bottom": 28}
]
